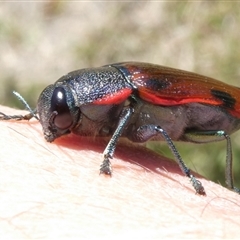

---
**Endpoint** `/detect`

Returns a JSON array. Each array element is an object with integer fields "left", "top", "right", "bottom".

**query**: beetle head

[{"left": 37, "top": 84, "right": 80, "bottom": 142}]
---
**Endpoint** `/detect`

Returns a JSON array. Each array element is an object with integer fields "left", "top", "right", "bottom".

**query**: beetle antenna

[
  {"left": 0, "top": 91, "right": 39, "bottom": 121},
  {"left": 12, "top": 91, "right": 39, "bottom": 120}
]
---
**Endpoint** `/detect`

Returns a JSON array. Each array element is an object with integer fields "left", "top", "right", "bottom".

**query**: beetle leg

[
  {"left": 184, "top": 130, "right": 240, "bottom": 194},
  {"left": 100, "top": 106, "right": 134, "bottom": 175},
  {"left": 135, "top": 125, "right": 206, "bottom": 195},
  {"left": 0, "top": 111, "right": 36, "bottom": 121}
]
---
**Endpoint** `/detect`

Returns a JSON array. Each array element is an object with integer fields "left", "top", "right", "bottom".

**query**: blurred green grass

[{"left": 1, "top": 1, "right": 240, "bottom": 189}]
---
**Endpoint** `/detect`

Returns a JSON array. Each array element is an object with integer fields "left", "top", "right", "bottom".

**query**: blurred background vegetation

[{"left": 1, "top": 1, "right": 240, "bottom": 188}]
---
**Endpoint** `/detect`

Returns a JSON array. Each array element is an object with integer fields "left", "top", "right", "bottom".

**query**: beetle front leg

[{"left": 100, "top": 106, "right": 134, "bottom": 175}]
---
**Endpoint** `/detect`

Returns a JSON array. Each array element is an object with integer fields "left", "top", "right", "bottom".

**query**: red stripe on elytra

[
  {"left": 93, "top": 88, "right": 132, "bottom": 105},
  {"left": 139, "top": 91, "right": 240, "bottom": 118}
]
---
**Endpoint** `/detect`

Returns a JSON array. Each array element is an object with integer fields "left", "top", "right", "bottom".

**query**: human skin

[{"left": 0, "top": 105, "right": 239, "bottom": 239}]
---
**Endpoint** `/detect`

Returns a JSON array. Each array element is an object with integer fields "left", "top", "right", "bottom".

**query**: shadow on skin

[{"left": 54, "top": 133, "right": 205, "bottom": 186}]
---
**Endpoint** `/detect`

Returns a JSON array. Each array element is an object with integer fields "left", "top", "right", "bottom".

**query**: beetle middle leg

[{"left": 133, "top": 124, "right": 206, "bottom": 195}]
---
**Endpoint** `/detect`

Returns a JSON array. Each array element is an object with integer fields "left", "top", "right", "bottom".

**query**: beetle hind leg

[{"left": 184, "top": 130, "right": 240, "bottom": 194}]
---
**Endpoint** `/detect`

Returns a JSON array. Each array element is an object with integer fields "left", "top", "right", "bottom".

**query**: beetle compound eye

[{"left": 50, "top": 87, "right": 73, "bottom": 130}]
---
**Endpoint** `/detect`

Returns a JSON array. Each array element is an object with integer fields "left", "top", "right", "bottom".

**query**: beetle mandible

[{"left": 1, "top": 62, "right": 240, "bottom": 195}]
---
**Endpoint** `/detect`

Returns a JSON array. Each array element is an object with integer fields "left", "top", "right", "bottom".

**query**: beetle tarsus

[
  {"left": 233, "top": 187, "right": 240, "bottom": 194},
  {"left": 189, "top": 174, "right": 206, "bottom": 196},
  {"left": 100, "top": 157, "right": 112, "bottom": 175},
  {"left": 0, "top": 112, "right": 34, "bottom": 121}
]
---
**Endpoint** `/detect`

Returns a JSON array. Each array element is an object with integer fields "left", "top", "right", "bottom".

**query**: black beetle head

[{"left": 37, "top": 84, "right": 80, "bottom": 142}]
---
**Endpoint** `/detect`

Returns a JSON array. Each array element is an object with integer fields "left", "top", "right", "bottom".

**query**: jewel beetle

[{"left": 1, "top": 61, "right": 240, "bottom": 195}]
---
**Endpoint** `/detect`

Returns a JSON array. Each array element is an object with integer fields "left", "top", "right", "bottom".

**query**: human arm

[{"left": 0, "top": 105, "right": 239, "bottom": 239}]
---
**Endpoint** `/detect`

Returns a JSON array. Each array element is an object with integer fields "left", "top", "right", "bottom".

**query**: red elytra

[
  {"left": 1, "top": 62, "right": 240, "bottom": 196},
  {"left": 113, "top": 62, "right": 240, "bottom": 117}
]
